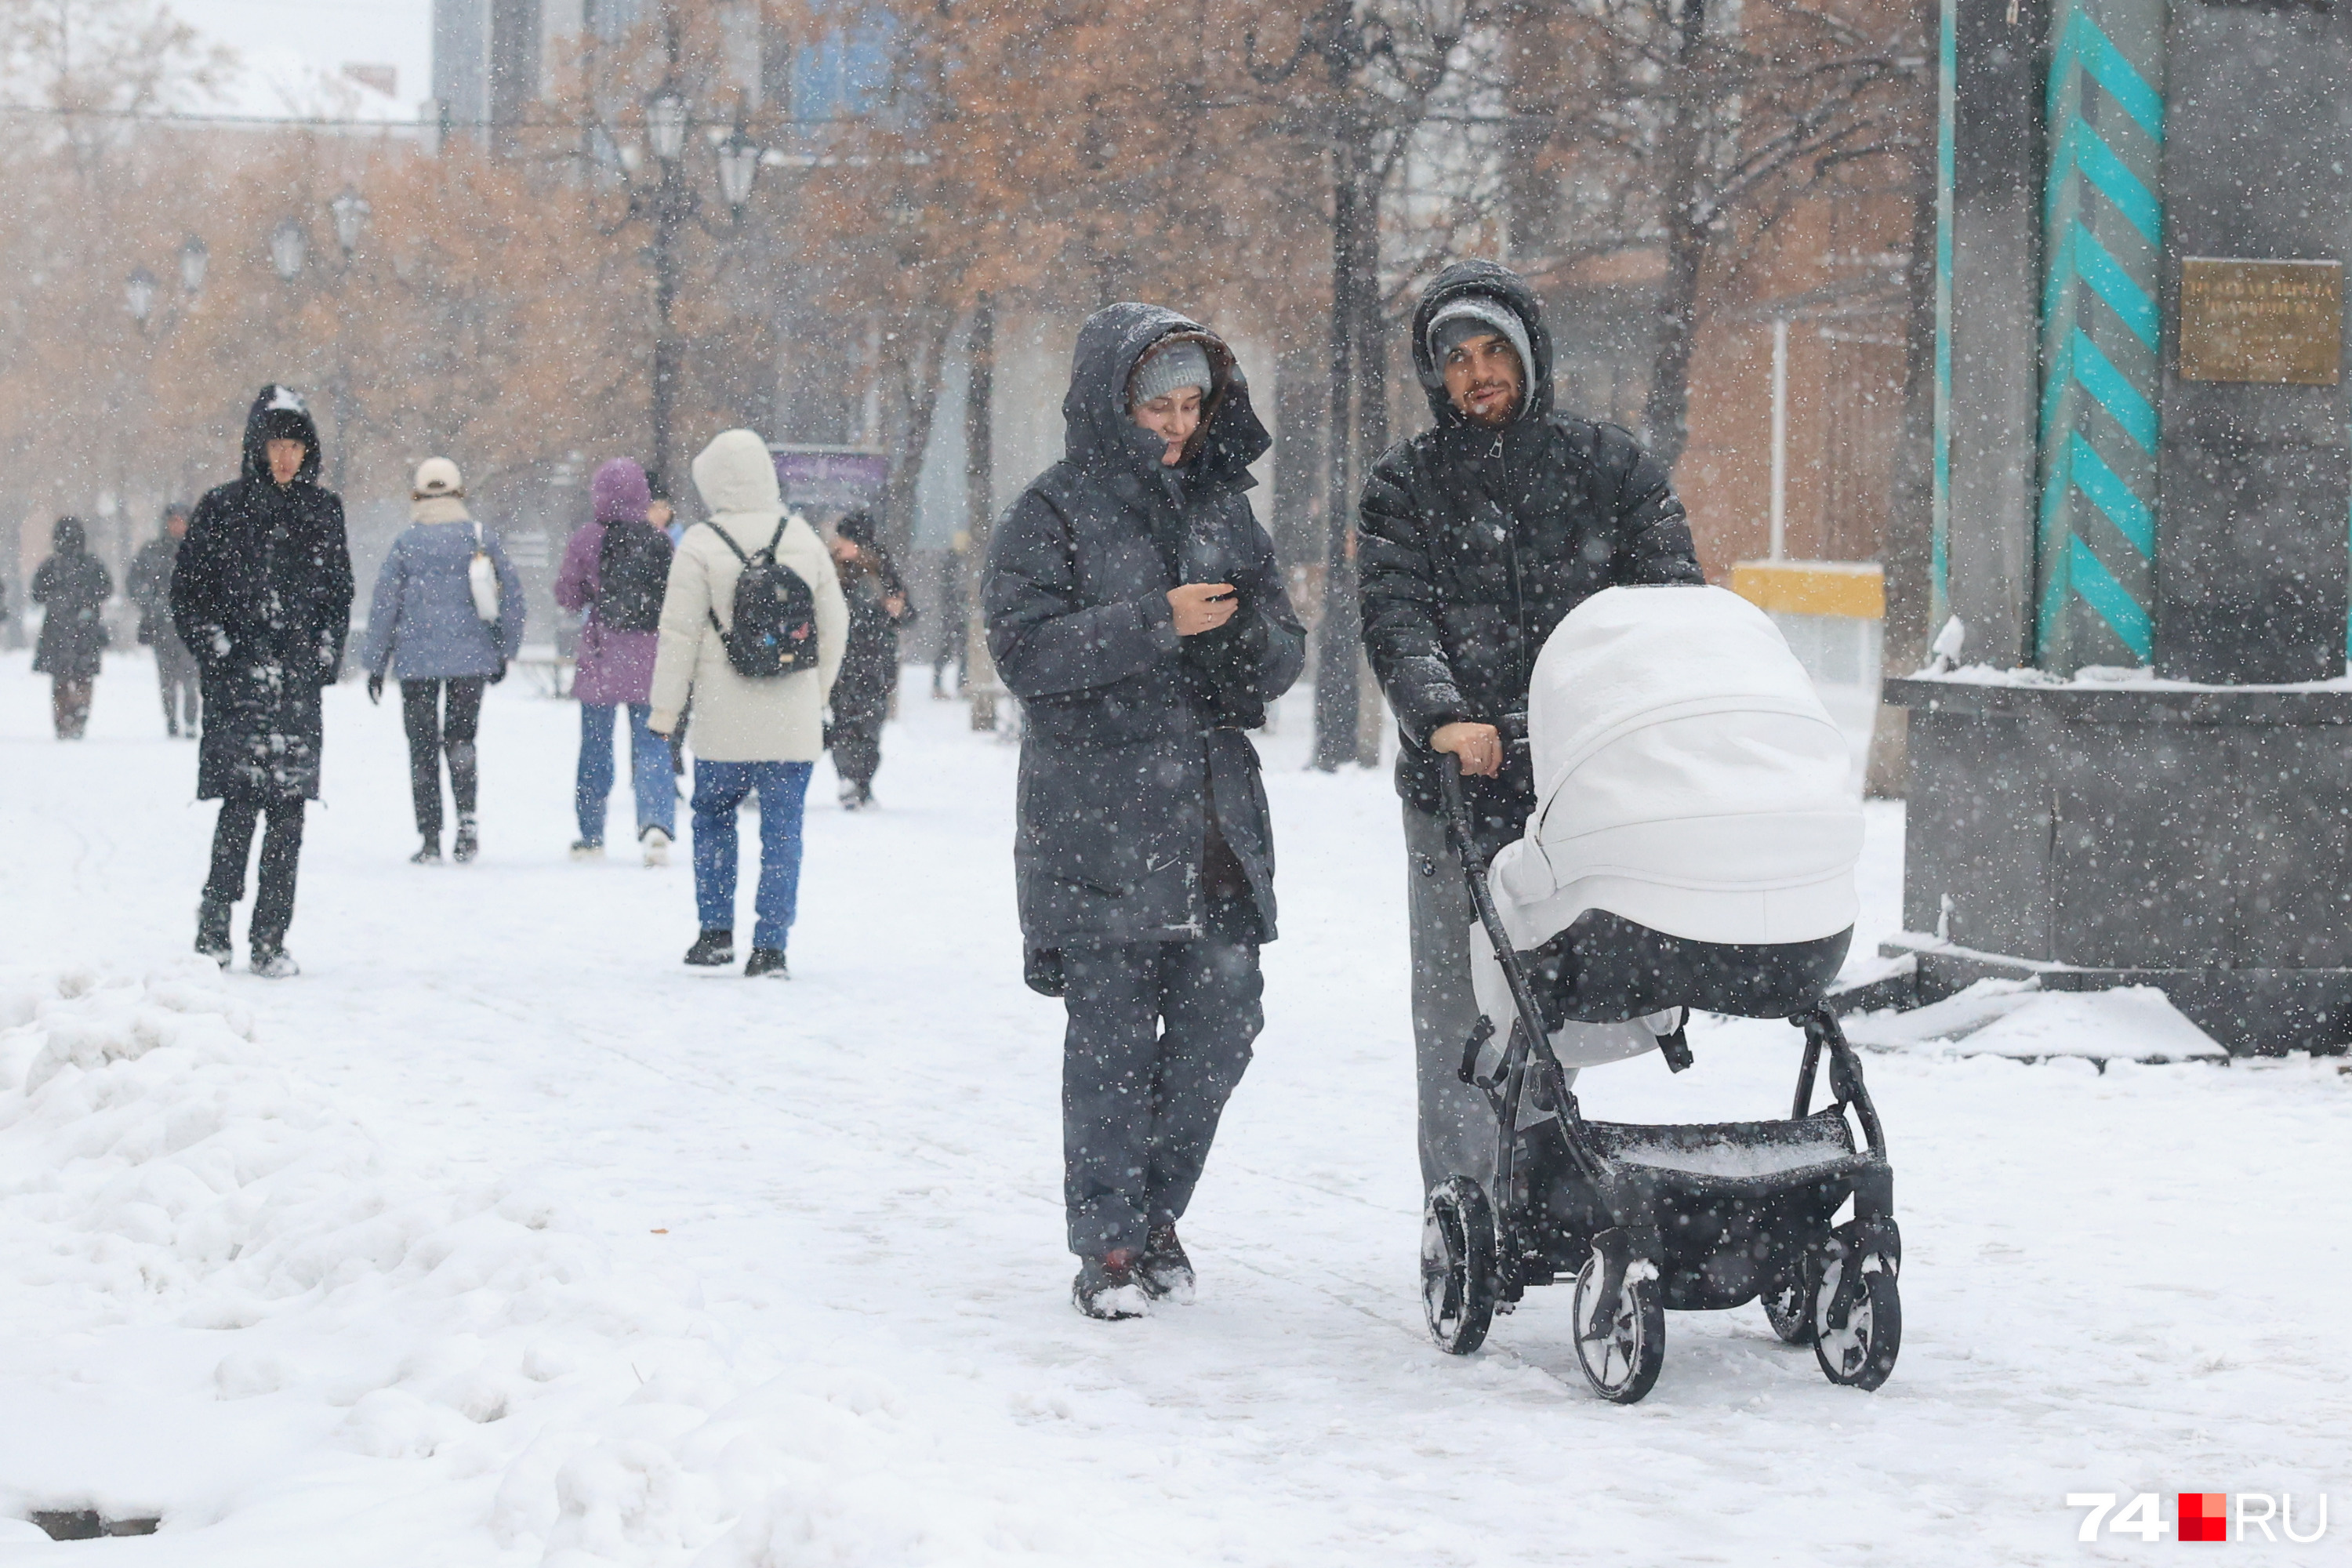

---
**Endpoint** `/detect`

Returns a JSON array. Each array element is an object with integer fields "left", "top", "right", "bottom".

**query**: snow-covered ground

[{"left": 1, "top": 649, "right": 2346, "bottom": 1565}]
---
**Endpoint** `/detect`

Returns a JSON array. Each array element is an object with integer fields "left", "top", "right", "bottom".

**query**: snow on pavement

[{"left": 1, "top": 649, "right": 2347, "bottom": 1565}]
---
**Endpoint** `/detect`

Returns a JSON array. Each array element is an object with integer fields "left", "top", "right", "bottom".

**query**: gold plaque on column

[{"left": 2178, "top": 258, "right": 2343, "bottom": 384}]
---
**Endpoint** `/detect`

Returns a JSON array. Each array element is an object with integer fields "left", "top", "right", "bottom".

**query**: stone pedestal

[{"left": 1886, "top": 676, "right": 2352, "bottom": 1054}]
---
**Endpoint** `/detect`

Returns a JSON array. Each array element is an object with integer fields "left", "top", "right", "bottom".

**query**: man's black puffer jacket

[{"left": 1358, "top": 260, "right": 1703, "bottom": 848}]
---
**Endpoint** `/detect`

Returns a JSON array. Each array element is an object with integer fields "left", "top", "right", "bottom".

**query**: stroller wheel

[
  {"left": 1761, "top": 1265, "right": 1817, "bottom": 1345},
  {"left": 1420, "top": 1178, "right": 1497, "bottom": 1355},
  {"left": 1811, "top": 1225, "right": 1901, "bottom": 1390},
  {"left": 1572, "top": 1254, "right": 1665, "bottom": 1403}
]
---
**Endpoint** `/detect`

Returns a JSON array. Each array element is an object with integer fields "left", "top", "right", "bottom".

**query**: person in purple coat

[{"left": 556, "top": 459, "right": 678, "bottom": 864}]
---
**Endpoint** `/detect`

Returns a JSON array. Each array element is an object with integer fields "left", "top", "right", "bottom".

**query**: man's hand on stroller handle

[{"left": 1432, "top": 720, "right": 1504, "bottom": 776}]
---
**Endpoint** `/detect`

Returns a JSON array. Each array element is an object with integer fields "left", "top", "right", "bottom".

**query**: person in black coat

[
  {"left": 1356, "top": 260, "right": 1704, "bottom": 1199},
  {"left": 128, "top": 503, "right": 199, "bottom": 737},
  {"left": 171, "top": 385, "right": 354, "bottom": 978},
  {"left": 824, "top": 509, "right": 916, "bottom": 808},
  {"left": 986, "top": 303, "right": 1305, "bottom": 1320},
  {"left": 31, "top": 516, "right": 112, "bottom": 739}
]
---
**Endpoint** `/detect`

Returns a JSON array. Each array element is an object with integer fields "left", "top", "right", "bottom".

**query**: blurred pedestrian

[
  {"left": 360, "top": 459, "right": 526, "bottom": 866},
  {"left": 826, "top": 510, "right": 916, "bottom": 809},
  {"left": 172, "top": 385, "right": 354, "bottom": 978},
  {"left": 129, "top": 503, "right": 201, "bottom": 738},
  {"left": 31, "top": 517, "right": 112, "bottom": 739},
  {"left": 648, "top": 430, "right": 848, "bottom": 979},
  {"left": 985, "top": 306, "right": 1305, "bottom": 1320},
  {"left": 555, "top": 458, "right": 677, "bottom": 863}
]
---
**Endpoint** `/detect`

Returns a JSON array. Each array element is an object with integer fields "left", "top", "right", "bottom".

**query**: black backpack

[
  {"left": 594, "top": 521, "right": 673, "bottom": 634},
  {"left": 704, "top": 518, "right": 818, "bottom": 677}
]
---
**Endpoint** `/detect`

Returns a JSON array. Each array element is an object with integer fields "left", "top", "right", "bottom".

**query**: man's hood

[
  {"left": 1410, "top": 261, "right": 1555, "bottom": 428},
  {"left": 691, "top": 428, "right": 786, "bottom": 519},
  {"left": 239, "top": 383, "right": 324, "bottom": 486},
  {"left": 1062, "top": 302, "right": 1270, "bottom": 482}
]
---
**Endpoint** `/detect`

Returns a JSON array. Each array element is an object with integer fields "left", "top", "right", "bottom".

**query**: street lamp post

[{"left": 624, "top": 83, "right": 764, "bottom": 492}]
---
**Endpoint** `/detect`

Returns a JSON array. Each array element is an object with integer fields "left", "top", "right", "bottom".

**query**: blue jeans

[
  {"left": 577, "top": 702, "right": 676, "bottom": 846},
  {"left": 691, "top": 760, "right": 813, "bottom": 951}
]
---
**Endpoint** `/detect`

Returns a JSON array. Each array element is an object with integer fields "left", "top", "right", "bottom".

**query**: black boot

[
  {"left": 744, "top": 948, "right": 789, "bottom": 979},
  {"left": 195, "top": 899, "right": 233, "bottom": 967},
  {"left": 1072, "top": 1250, "right": 1149, "bottom": 1320},
  {"left": 684, "top": 929, "right": 735, "bottom": 967},
  {"left": 1137, "top": 1225, "right": 1196, "bottom": 1304},
  {"left": 410, "top": 837, "right": 441, "bottom": 865},
  {"left": 452, "top": 815, "right": 478, "bottom": 864}
]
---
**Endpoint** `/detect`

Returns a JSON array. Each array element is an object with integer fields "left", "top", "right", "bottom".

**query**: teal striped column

[{"left": 2034, "top": 0, "right": 2165, "bottom": 672}]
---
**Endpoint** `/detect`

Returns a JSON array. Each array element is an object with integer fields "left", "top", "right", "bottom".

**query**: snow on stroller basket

[{"left": 1421, "top": 585, "right": 1900, "bottom": 1404}]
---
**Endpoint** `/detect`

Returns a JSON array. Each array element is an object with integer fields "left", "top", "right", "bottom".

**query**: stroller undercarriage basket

[{"left": 1420, "top": 764, "right": 1902, "bottom": 1405}]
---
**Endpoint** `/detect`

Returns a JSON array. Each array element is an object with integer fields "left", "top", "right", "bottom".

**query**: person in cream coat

[{"left": 648, "top": 429, "right": 849, "bottom": 978}]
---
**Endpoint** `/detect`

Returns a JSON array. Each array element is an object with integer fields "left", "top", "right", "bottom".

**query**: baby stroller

[{"left": 1419, "top": 585, "right": 1900, "bottom": 1403}]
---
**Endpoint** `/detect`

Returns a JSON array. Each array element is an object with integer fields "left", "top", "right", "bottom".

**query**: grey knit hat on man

[
  {"left": 1425, "top": 296, "right": 1535, "bottom": 419},
  {"left": 1127, "top": 339, "right": 1214, "bottom": 410}
]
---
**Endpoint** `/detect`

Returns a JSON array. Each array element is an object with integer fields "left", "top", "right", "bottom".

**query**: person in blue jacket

[{"left": 361, "top": 458, "right": 525, "bottom": 864}]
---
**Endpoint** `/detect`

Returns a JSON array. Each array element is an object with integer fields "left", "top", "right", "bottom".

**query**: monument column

[{"left": 2155, "top": 3, "right": 2352, "bottom": 684}]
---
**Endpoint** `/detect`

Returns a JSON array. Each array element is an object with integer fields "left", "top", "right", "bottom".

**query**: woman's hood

[
  {"left": 691, "top": 429, "right": 784, "bottom": 518},
  {"left": 1062, "top": 302, "right": 1270, "bottom": 482},
  {"left": 239, "top": 383, "right": 324, "bottom": 486}
]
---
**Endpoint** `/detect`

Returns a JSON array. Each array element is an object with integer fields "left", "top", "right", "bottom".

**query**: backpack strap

[
  {"left": 699, "top": 518, "right": 753, "bottom": 565},
  {"left": 763, "top": 515, "right": 789, "bottom": 563}
]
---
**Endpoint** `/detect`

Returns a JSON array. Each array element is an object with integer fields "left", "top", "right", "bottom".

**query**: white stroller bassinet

[{"left": 1468, "top": 584, "right": 1864, "bottom": 1069}]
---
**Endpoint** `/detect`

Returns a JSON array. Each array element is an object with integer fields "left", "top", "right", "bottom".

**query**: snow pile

[
  {"left": 1845, "top": 978, "right": 2227, "bottom": 1062},
  {"left": 0, "top": 961, "right": 1057, "bottom": 1564}
]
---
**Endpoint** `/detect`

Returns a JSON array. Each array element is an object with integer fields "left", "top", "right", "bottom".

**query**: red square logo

[{"left": 2179, "top": 1493, "right": 2228, "bottom": 1543}]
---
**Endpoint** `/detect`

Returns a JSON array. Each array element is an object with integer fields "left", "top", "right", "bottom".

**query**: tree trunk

[
  {"left": 963, "top": 296, "right": 1001, "bottom": 731},
  {"left": 1312, "top": 130, "right": 1364, "bottom": 772},
  {"left": 1639, "top": 0, "right": 1711, "bottom": 474},
  {"left": 877, "top": 311, "right": 953, "bottom": 564}
]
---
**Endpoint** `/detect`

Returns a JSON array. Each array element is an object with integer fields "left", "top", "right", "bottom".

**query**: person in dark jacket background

[
  {"left": 129, "top": 503, "right": 200, "bottom": 738},
  {"left": 361, "top": 458, "right": 526, "bottom": 865},
  {"left": 825, "top": 509, "right": 916, "bottom": 809},
  {"left": 1357, "top": 260, "right": 1704, "bottom": 1200},
  {"left": 31, "top": 516, "right": 111, "bottom": 739},
  {"left": 172, "top": 384, "right": 354, "bottom": 978},
  {"left": 986, "top": 303, "right": 1305, "bottom": 1321}
]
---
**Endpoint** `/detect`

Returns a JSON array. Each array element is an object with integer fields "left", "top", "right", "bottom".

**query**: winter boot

[
  {"left": 684, "top": 929, "right": 735, "bottom": 967},
  {"left": 194, "top": 899, "right": 234, "bottom": 968},
  {"left": 744, "top": 948, "right": 789, "bottom": 979},
  {"left": 410, "top": 838, "right": 442, "bottom": 865},
  {"left": 452, "top": 816, "right": 479, "bottom": 864},
  {"left": 640, "top": 826, "right": 671, "bottom": 867},
  {"left": 1136, "top": 1225, "right": 1196, "bottom": 1304},
  {"left": 837, "top": 783, "right": 865, "bottom": 811},
  {"left": 1073, "top": 1250, "right": 1149, "bottom": 1321},
  {"left": 569, "top": 840, "right": 604, "bottom": 861},
  {"left": 249, "top": 946, "right": 300, "bottom": 979}
]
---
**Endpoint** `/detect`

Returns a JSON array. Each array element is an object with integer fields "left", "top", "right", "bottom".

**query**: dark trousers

[
  {"left": 831, "top": 711, "right": 884, "bottom": 793},
  {"left": 155, "top": 639, "right": 200, "bottom": 735},
  {"left": 50, "top": 678, "right": 93, "bottom": 739},
  {"left": 400, "top": 677, "right": 484, "bottom": 841},
  {"left": 205, "top": 796, "right": 306, "bottom": 949},
  {"left": 1062, "top": 926, "right": 1262, "bottom": 1257}
]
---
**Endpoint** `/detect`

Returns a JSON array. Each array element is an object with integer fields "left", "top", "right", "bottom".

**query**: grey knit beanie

[
  {"left": 1129, "top": 339, "right": 1214, "bottom": 410},
  {"left": 1426, "top": 296, "right": 1534, "bottom": 418}
]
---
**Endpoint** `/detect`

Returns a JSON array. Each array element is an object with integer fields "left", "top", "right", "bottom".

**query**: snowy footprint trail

[{"left": 2, "top": 650, "right": 2349, "bottom": 1565}]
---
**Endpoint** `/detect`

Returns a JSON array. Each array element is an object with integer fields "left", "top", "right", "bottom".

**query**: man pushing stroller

[{"left": 1357, "top": 261, "right": 1704, "bottom": 1196}]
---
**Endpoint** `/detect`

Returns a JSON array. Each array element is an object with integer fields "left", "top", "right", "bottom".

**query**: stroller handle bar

[{"left": 1436, "top": 757, "right": 1574, "bottom": 1102}]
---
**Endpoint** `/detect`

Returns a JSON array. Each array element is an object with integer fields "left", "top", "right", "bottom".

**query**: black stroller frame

[{"left": 1421, "top": 764, "right": 1903, "bottom": 1402}]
